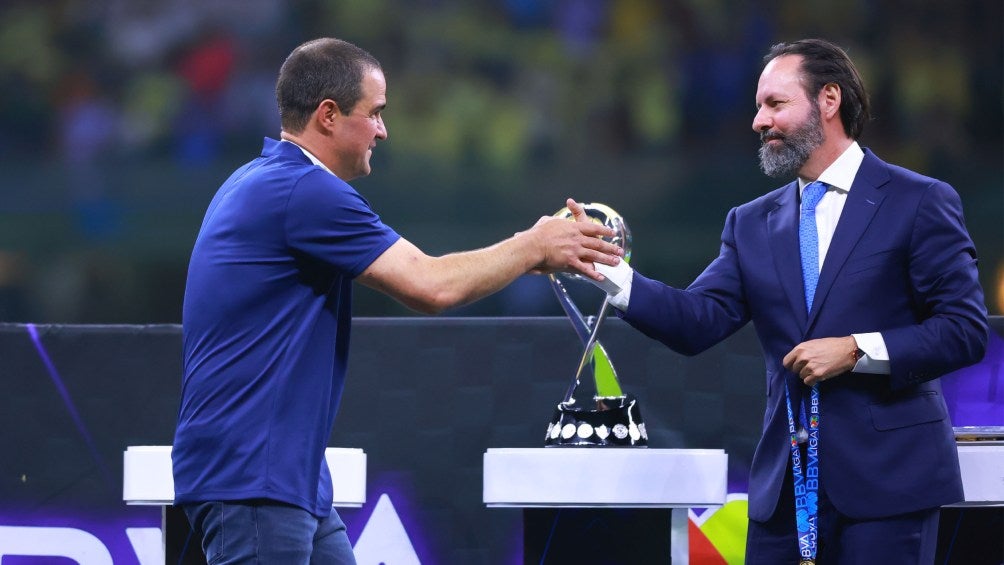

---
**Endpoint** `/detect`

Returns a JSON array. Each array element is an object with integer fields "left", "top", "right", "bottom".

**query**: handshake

[{"left": 523, "top": 198, "right": 633, "bottom": 297}]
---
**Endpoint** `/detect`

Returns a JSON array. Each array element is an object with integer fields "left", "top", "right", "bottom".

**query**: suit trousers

[{"left": 746, "top": 445, "right": 940, "bottom": 564}]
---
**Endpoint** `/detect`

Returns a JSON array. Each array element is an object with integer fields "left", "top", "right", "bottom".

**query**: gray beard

[{"left": 758, "top": 107, "right": 824, "bottom": 178}]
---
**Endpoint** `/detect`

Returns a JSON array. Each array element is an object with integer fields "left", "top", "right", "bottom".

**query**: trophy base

[{"left": 544, "top": 394, "right": 647, "bottom": 447}]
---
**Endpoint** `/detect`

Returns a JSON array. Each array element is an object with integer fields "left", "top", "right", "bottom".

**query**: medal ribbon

[{"left": 784, "top": 381, "right": 820, "bottom": 564}]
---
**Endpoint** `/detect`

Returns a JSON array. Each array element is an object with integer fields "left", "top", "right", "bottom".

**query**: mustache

[{"left": 760, "top": 130, "right": 785, "bottom": 144}]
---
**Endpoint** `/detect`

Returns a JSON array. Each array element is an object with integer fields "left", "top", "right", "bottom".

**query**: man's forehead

[
  {"left": 762, "top": 55, "right": 803, "bottom": 81},
  {"left": 361, "top": 68, "right": 387, "bottom": 99},
  {"left": 757, "top": 56, "right": 804, "bottom": 97}
]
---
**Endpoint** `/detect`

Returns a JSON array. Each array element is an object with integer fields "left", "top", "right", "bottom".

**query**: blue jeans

[{"left": 183, "top": 500, "right": 356, "bottom": 564}]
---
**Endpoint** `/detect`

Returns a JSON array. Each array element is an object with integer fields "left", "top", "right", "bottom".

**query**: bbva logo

[{"left": 0, "top": 494, "right": 419, "bottom": 564}]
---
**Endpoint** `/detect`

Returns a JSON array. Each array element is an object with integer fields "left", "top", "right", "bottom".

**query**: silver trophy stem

[
  {"left": 562, "top": 296, "right": 612, "bottom": 404},
  {"left": 548, "top": 274, "right": 591, "bottom": 345}
]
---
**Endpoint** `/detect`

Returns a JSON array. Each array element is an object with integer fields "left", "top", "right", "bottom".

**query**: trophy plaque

[{"left": 544, "top": 203, "right": 647, "bottom": 447}]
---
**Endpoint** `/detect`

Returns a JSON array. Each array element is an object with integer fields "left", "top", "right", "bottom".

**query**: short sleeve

[{"left": 284, "top": 169, "right": 400, "bottom": 278}]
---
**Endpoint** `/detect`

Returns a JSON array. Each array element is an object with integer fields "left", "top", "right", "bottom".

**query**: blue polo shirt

[{"left": 173, "top": 138, "right": 399, "bottom": 516}]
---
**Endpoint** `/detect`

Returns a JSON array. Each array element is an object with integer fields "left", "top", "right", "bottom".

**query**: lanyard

[{"left": 784, "top": 380, "right": 820, "bottom": 564}]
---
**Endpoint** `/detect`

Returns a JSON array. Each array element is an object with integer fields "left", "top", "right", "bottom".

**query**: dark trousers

[{"left": 746, "top": 455, "right": 939, "bottom": 564}]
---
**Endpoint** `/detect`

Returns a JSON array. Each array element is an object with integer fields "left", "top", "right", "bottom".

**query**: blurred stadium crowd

[{"left": 0, "top": 0, "right": 1000, "bottom": 322}]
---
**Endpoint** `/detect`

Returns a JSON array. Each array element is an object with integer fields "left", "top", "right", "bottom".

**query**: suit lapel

[
  {"left": 767, "top": 182, "right": 807, "bottom": 327},
  {"left": 806, "top": 151, "right": 891, "bottom": 330}
]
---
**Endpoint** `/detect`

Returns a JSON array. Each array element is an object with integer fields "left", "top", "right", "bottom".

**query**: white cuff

[
  {"left": 851, "top": 332, "right": 891, "bottom": 374},
  {"left": 594, "top": 261, "right": 634, "bottom": 311}
]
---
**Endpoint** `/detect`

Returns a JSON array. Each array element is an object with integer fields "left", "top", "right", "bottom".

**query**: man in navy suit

[{"left": 597, "top": 39, "right": 987, "bottom": 563}]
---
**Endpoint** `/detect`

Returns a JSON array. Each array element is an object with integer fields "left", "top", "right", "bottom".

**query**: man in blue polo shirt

[{"left": 173, "top": 37, "right": 623, "bottom": 564}]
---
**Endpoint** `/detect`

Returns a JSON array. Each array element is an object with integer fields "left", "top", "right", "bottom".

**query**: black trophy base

[{"left": 544, "top": 394, "right": 647, "bottom": 447}]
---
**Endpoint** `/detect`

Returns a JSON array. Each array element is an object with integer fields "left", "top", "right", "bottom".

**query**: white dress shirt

[{"left": 597, "top": 141, "right": 889, "bottom": 373}]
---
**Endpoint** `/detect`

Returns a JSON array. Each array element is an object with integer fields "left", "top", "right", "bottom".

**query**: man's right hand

[{"left": 524, "top": 198, "right": 623, "bottom": 282}]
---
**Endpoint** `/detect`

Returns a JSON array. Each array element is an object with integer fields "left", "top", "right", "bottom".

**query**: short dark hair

[
  {"left": 764, "top": 39, "right": 870, "bottom": 139},
  {"left": 276, "top": 38, "right": 381, "bottom": 133}
]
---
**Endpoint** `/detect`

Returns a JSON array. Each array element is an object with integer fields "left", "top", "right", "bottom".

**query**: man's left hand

[{"left": 783, "top": 336, "right": 859, "bottom": 386}]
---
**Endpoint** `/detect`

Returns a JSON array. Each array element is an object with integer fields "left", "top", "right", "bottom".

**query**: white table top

[
  {"left": 122, "top": 445, "right": 367, "bottom": 507},
  {"left": 483, "top": 448, "right": 728, "bottom": 508}
]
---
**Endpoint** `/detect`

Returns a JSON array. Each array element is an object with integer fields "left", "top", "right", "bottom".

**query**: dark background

[{"left": 0, "top": 1, "right": 1000, "bottom": 324}]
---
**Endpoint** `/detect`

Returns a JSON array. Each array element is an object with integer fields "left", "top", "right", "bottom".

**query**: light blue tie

[{"left": 799, "top": 181, "right": 828, "bottom": 311}]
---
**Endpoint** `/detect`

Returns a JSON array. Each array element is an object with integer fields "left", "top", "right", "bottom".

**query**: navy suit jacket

[{"left": 622, "top": 149, "right": 988, "bottom": 521}]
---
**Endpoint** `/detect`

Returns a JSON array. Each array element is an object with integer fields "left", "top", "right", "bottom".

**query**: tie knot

[{"left": 801, "top": 181, "right": 827, "bottom": 212}]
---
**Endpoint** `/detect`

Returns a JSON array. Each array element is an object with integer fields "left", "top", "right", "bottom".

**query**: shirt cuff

[
  {"left": 851, "top": 332, "right": 890, "bottom": 374},
  {"left": 594, "top": 260, "right": 634, "bottom": 311}
]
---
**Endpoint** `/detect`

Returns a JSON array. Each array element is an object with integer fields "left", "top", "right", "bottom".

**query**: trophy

[{"left": 544, "top": 203, "right": 647, "bottom": 447}]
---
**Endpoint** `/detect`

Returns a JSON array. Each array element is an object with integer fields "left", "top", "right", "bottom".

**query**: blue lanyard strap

[{"left": 784, "top": 380, "right": 820, "bottom": 563}]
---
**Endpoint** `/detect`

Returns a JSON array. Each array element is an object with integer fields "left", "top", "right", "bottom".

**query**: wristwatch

[{"left": 851, "top": 347, "right": 864, "bottom": 362}]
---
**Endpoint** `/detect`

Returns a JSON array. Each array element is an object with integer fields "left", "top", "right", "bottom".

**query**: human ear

[
  {"left": 820, "top": 83, "right": 841, "bottom": 120},
  {"left": 317, "top": 99, "right": 340, "bottom": 127}
]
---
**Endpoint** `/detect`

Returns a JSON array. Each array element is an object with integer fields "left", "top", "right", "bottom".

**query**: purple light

[{"left": 25, "top": 324, "right": 113, "bottom": 489}]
